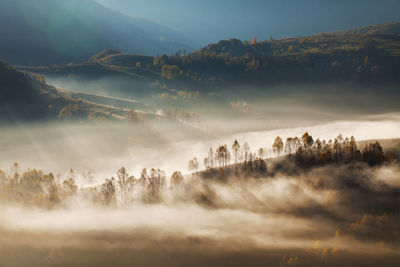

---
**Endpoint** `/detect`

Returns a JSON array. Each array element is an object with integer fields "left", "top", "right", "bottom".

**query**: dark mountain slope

[{"left": 0, "top": 0, "right": 191, "bottom": 66}]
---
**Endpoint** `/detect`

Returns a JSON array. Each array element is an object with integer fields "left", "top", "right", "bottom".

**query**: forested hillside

[{"left": 21, "top": 22, "right": 400, "bottom": 91}]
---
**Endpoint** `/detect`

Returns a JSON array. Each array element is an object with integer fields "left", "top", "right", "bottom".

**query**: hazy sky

[{"left": 96, "top": 0, "right": 400, "bottom": 46}]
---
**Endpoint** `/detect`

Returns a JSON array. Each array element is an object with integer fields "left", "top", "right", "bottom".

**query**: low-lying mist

[
  {"left": 1, "top": 159, "right": 399, "bottom": 266},
  {"left": 1, "top": 113, "right": 399, "bottom": 181},
  {"left": 1, "top": 108, "right": 400, "bottom": 266}
]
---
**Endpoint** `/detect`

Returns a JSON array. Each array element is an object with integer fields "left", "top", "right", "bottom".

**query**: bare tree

[
  {"left": 203, "top": 157, "right": 209, "bottom": 169},
  {"left": 285, "top": 137, "right": 293, "bottom": 155},
  {"left": 188, "top": 157, "right": 199, "bottom": 172},
  {"left": 208, "top": 148, "right": 214, "bottom": 168},
  {"left": 243, "top": 142, "right": 250, "bottom": 161},
  {"left": 147, "top": 169, "right": 166, "bottom": 203},
  {"left": 216, "top": 145, "right": 231, "bottom": 167},
  {"left": 232, "top": 140, "right": 241, "bottom": 164},
  {"left": 117, "top": 167, "right": 128, "bottom": 203},
  {"left": 101, "top": 178, "right": 116, "bottom": 206},
  {"left": 170, "top": 171, "right": 184, "bottom": 188}
]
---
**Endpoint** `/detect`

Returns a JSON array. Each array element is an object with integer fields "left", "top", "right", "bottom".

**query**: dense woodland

[
  {"left": 0, "top": 133, "right": 396, "bottom": 208},
  {"left": 151, "top": 36, "right": 400, "bottom": 87}
]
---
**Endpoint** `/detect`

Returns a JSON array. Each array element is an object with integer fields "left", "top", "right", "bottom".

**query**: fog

[
  {"left": 1, "top": 105, "right": 400, "bottom": 266},
  {"left": 1, "top": 113, "right": 399, "bottom": 182},
  {"left": 1, "top": 160, "right": 400, "bottom": 266}
]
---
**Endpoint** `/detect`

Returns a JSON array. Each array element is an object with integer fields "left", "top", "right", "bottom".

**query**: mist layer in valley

[
  {"left": 1, "top": 110, "right": 400, "bottom": 266},
  {"left": 1, "top": 139, "right": 400, "bottom": 266}
]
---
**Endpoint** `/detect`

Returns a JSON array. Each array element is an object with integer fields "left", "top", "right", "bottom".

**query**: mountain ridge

[{"left": 0, "top": 0, "right": 192, "bottom": 66}]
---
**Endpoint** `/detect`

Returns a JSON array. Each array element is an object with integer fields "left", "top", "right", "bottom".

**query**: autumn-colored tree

[
  {"left": 162, "top": 65, "right": 180, "bottom": 79},
  {"left": 302, "top": 132, "right": 314, "bottom": 148},
  {"left": 258, "top": 148, "right": 265, "bottom": 159},
  {"left": 273, "top": 136, "right": 284, "bottom": 156}
]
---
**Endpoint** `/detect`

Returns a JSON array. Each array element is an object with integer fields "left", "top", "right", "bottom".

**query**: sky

[{"left": 96, "top": 0, "right": 400, "bottom": 47}]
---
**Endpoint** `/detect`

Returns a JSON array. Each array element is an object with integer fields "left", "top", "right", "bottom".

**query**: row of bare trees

[
  {"left": 0, "top": 133, "right": 393, "bottom": 208},
  {"left": 273, "top": 132, "right": 386, "bottom": 167},
  {"left": 200, "top": 141, "right": 258, "bottom": 171},
  {"left": 0, "top": 163, "right": 77, "bottom": 206},
  {"left": 0, "top": 164, "right": 185, "bottom": 207},
  {"left": 189, "top": 132, "right": 391, "bottom": 172},
  {"left": 100, "top": 167, "right": 184, "bottom": 206}
]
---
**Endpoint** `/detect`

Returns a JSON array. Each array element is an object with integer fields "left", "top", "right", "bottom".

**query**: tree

[
  {"left": 58, "top": 104, "right": 80, "bottom": 120},
  {"left": 288, "top": 45, "right": 294, "bottom": 54},
  {"left": 301, "top": 132, "right": 314, "bottom": 148},
  {"left": 161, "top": 65, "right": 180, "bottom": 79},
  {"left": 346, "top": 136, "right": 358, "bottom": 160},
  {"left": 314, "top": 138, "right": 322, "bottom": 157},
  {"left": 170, "top": 171, "right": 184, "bottom": 188},
  {"left": 188, "top": 157, "right": 199, "bottom": 172},
  {"left": 285, "top": 137, "right": 292, "bottom": 155},
  {"left": 208, "top": 148, "right": 214, "bottom": 168},
  {"left": 232, "top": 140, "right": 241, "bottom": 164},
  {"left": 363, "top": 142, "right": 384, "bottom": 166},
  {"left": 125, "top": 110, "right": 144, "bottom": 122},
  {"left": 101, "top": 178, "right": 116, "bottom": 206},
  {"left": 273, "top": 136, "right": 284, "bottom": 156},
  {"left": 147, "top": 169, "right": 166, "bottom": 203},
  {"left": 243, "top": 142, "right": 250, "bottom": 161},
  {"left": 117, "top": 167, "right": 128, "bottom": 204},
  {"left": 138, "top": 169, "right": 148, "bottom": 188},
  {"left": 216, "top": 145, "right": 230, "bottom": 167},
  {"left": 153, "top": 56, "right": 159, "bottom": 66},
  {"left": 293, "top": 137, "right": 301, "bottom": 152},
  {"left": 62, "top": 178, "right": 77, "bottom": 197},
  {"left": 117, "top": 167, "right": 136, "bottom": 205},
  {"left": 203, "top": 157, "right": 209, "bottom": 169},
  {"left": 258, "top": 148, "right": 265, "bottom": 159}
]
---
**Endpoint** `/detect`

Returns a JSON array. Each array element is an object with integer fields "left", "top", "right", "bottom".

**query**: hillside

[
  {"left": 0, "top": 0, "right": 192, "bottom": 66},
  {"left": 20, "top": 22, "right": 400, "bottom": 89},
  {"left": 167, "top": 22, "right": 400, "bottom": 85},
  {"left": 200, "top": 22, "right": 400, "bottom": 58},
  {"left": 14, "top": 22, "right": 400, "bottom": 123},
  {"left": 0, "top": 59, "right": 132, "bottom": 122}
]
